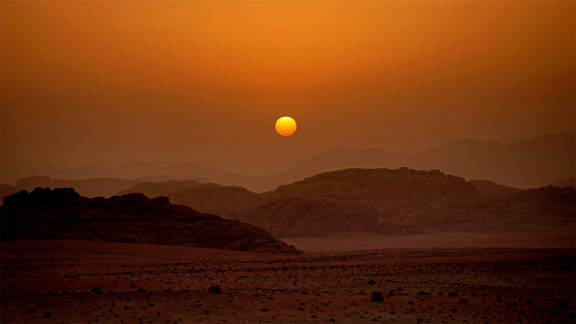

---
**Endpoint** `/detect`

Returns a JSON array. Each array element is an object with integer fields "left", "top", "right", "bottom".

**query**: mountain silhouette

[
  {"left": 3, "top": 132, "right": 573, "bottom": 192},
  {"left": 272, "top": 132, "right": 574, "bottom": 190},
  {"left": 550, "top": 177, "right": 576, "bottom": 188},
  {"left": 0, "top": 183, "right": 17, "bottom": 203},
  {"left": 248, "top": 168, "right": 575, "bottom": 237},
  {"left": 468, "top": 179, "right": 520, "bottom": 200},
  {"left": 14, "top": 175, "right": 208, "bottom": 198},
  {"left": 117, "top": 167, "right": 575, "bottom": 237},
  {"left": 118, "top": 180, "right": 264, "bottom": 219},
  {"left": 1, "top": 188, "right": 300, "bottom": 253}
]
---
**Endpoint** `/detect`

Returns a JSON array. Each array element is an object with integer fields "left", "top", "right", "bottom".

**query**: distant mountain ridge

[
  {"left": 0, "top": 188, "right": 300, "bottom": 253},
  {"left": 119, "top": 167, "right": 575, "bottom": 238},
  {"left": 11, "top": 175, "right": 208, "bottom": 199},
  {"left": 3, "top": 132, "right": 573, "bottom": 192},
  {"left": 275, "top": 132, "right": 574, "bottom": 190},
  {"left": 252, "top": 169, "right": 575, "bottom": 237}
]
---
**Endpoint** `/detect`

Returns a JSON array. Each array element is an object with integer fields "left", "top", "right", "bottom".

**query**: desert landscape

[
  {"left": 1, "top": 241, "right": 574, "bottom": 324},
  {"left": 1, "top": 166, "right": 575, "bottom": 323},
  {"left": 2, "top": 0, "right": 574, "bottom": 323},
  {"left": 1, "top": 168, "right": 574, "bottom": 323}
]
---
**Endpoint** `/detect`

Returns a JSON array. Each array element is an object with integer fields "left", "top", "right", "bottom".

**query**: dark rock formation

[
  {"left": 15, "top": 175, "right": 206, "bottom": 198},
  {"left": 0, "top": 183, "right": 17, "bottom": 205},
  {"left": 16, "top": 176, "right": 139, "bottom": 197},
  {"left": 0, "top": 188, "right": 300, "bottom": 253}
]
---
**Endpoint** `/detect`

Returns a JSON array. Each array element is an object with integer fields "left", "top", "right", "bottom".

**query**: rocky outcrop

[
  {"left": 244, "top": 169, "right": 575, "bottom": 237},
  {"left": 245, "top": 168, "right": 480, "bottom": 236},
  {"left": 0, "top": 188, "right": 300, "bottom": 253},
  {"left": 16, "top": 176, "right": 140, "bottom": 197},
  {"left": 0, "top": 183, "right": 17, "bottom": 204},
  {"left": 268, "top": 168, "right": 478, "bottom": 202},
  {"left": 15, "top": 175, "right": 208, "bottom": 198}
]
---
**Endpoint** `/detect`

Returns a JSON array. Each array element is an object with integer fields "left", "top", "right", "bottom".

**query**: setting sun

[{"left": 275, "top": 116, "right": 297, "bottom": 136}]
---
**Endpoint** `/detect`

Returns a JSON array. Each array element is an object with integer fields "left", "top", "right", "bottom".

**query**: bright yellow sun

[{"left": 275, "top": 116, "right": 297, "bottom": 136}]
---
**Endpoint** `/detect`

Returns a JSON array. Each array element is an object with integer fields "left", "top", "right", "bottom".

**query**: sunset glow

[{"left": 275, "top": 116, "right": 297, "bottom": 137}]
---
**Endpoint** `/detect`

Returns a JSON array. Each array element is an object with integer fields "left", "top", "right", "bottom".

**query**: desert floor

[
  {"left": 1, "top": 241, "right": 574, "bottom": 323},
  {"left": 283, "top": 229, "right": 575, "bottom": 253}
]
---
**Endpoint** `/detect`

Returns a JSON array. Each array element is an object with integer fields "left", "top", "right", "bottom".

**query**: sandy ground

[
  {"left": 1, "top": 240, "right": 575, "bottom": 323},
  {"left": 283, "top": 230, "right": 575, "bottom": 253}
]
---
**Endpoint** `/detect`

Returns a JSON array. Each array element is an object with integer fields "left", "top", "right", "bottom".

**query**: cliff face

[{"left": 0, "top": 188, "right": 300, "bottom": 254}]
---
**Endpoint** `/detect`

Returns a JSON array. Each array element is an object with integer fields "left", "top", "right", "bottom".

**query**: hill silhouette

[
  {"left": 3, "top": 162, "right": 263, "bottom": 193},
  {"left": 118, "top": 168, "right": 575, "bottom": 237},
  {"left": 251, "top": 169, "right": 574, "bottom": 237},
  {"left": 0, "top": 188, "right": 299, "bottom": 253},
  {"left": 3, "top": 132, "right": 572, "bottom": 192},
  {"left": 14, "top": 175, "right": 208, "bottom": 198},
  {"left": 550, "top": 177, "right": 576, "bottom": 188},
  {"left": 0, "top": 183, "right": 17, "bottom": 203},
  {"left": 118, "top": 180, "right": 264, "bottom": 219},
  {"left": 273, "top": 132, "right": 574, "bottom": 191},
  {"left": 468, "top": 179, "right": 520, "bottom": 200}
]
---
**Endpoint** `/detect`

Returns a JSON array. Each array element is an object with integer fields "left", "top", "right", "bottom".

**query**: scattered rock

[
  {"left": 371, "top": 291, "right": 384, "bottom": 302},
  {"left": 208, "top": 285, "right": 222, "bottom": 294}
]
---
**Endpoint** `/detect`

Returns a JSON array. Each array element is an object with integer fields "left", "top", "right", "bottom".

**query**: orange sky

[{"left": 1, "top": 0, "right": 574, "bottom": 175}]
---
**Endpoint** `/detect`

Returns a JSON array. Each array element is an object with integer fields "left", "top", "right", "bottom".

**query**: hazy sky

[{"left": 1, "top": 0, "right": 574, "bottom": 175}]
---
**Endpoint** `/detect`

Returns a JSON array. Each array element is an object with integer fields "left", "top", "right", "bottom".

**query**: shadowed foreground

[{"left": 1, "top": 241, "right": 574, "bottom": 323}]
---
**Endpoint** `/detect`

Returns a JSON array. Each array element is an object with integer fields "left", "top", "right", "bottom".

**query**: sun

[{"left": 275, "top": 116, "right": 297, "bottom": 136}]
